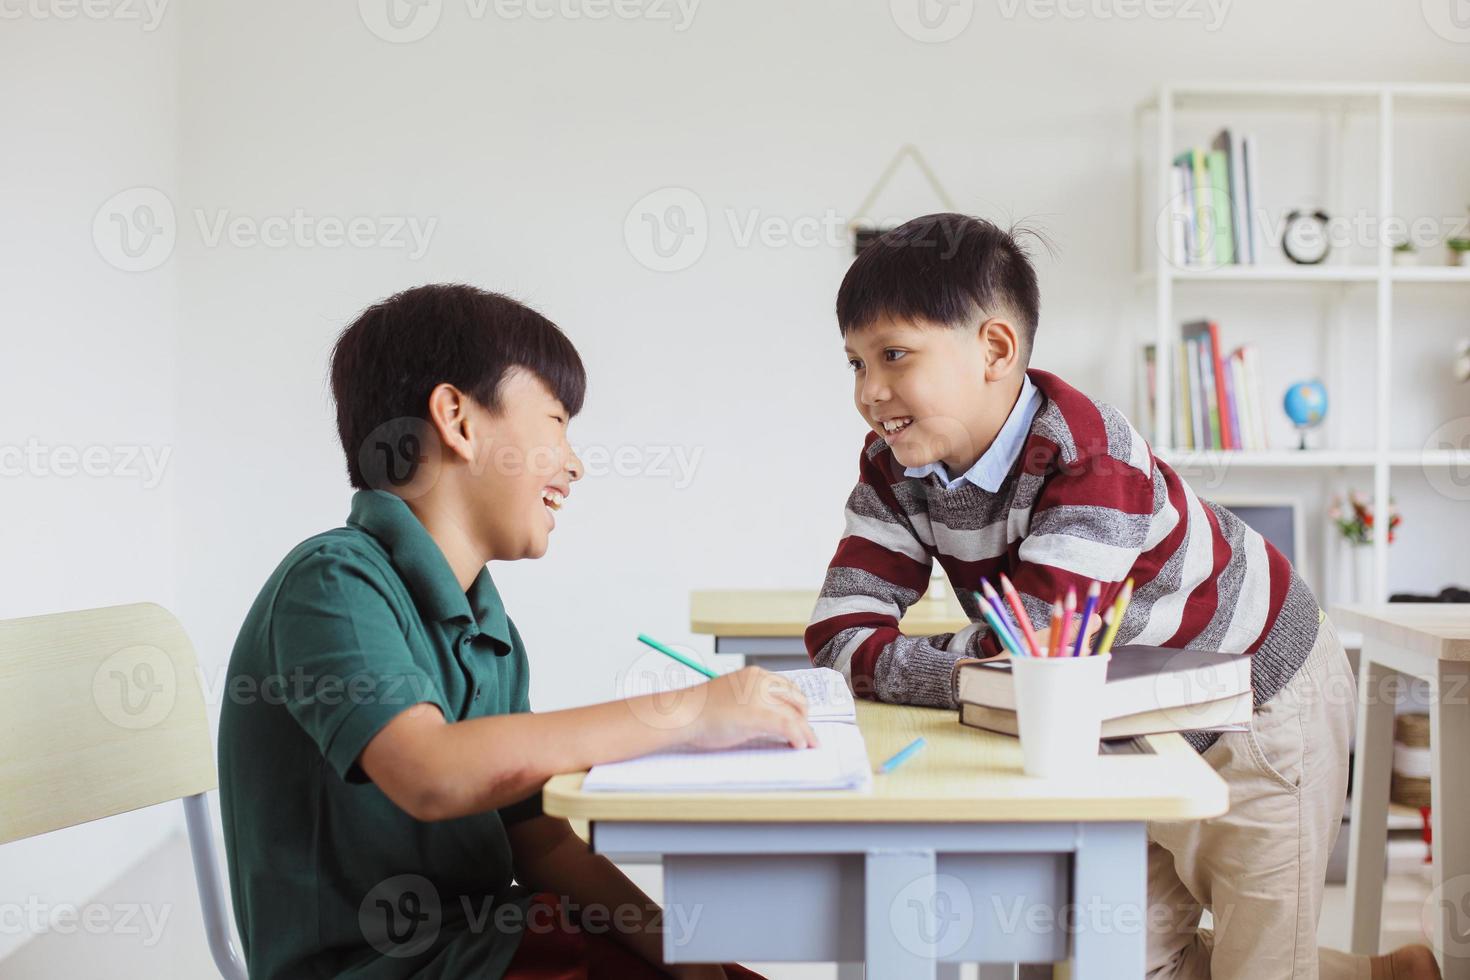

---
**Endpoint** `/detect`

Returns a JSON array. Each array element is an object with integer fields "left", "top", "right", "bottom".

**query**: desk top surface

[
  {"left": 1332, "top": 603, "right": 1470, "bottom": 661},
  {"left": 543, "top": 700, "right": 1230, "bottom": 824},
  {"left": 690, "top": 588, "right": 969, "bottom": 637}
]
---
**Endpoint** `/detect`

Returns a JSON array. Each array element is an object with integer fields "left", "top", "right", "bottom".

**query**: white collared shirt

[{"left": 903, "top": 374, "right": 1041, "bottom": 492}]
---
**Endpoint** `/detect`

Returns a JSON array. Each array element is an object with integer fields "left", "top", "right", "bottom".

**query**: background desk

[
  {"left": 1336, "top": 604, "right": 1470, "bottom": 978},
  {"left": 691, "top": 589, "right": 969, "bottom": 672},
  {"left": 546, "top": 700, "right": 1228, "bottom": 979}
]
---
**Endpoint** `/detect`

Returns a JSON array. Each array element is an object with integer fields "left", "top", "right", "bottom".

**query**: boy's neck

[
  {"left": 941, "top": 375, "right": 1025, "bottom": 475},
  {"left": 405, "top": 495, "right": 488, "bottom": 592}
]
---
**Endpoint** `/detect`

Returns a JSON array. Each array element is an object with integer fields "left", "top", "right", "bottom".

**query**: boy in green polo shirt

[{"left": 218, "top": 284, "right": 806, "bottom": 979}]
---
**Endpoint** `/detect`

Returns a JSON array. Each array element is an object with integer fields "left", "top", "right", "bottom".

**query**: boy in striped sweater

[{"left": 805, "top": 214, "right": 1436, "bottom": 980}]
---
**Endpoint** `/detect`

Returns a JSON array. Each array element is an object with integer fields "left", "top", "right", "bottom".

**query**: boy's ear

[
  {"left": 425, "top": 382, "right": 477, "bottom": 465},
  {"left": 978, "top": 317, "right": 1021, "bottom": 380}
]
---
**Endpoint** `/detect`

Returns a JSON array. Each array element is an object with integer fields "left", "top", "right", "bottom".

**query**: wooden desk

[
  {"left": 546, "top": 701, "right": 1228, "bottom": 978},
  {"left": 691, "top": 588, "right": 969, "bottom": 672},
  {"left": 1335, "top": 604, "right": 1470, "bottom": 977}
]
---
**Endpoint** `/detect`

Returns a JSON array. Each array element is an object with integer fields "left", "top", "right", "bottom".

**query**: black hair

[
  {"left": 329, "top": 283, "right": 586, "bottom": 490},
  {"left": 836, "top": 213, "right": 1043, "bottom": 358}
]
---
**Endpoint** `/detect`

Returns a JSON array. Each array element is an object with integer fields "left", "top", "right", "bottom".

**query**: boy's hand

[{"left": 685, "top": 667, "right": 818, "bottom": 750}]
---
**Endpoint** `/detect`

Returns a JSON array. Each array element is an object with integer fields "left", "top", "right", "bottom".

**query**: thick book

[
  {"left": 960, "top": 690, "right": 1252, "bottom": 739},
  {"left": 953, "top": 646, "right": 1253, "bottom": 720}
]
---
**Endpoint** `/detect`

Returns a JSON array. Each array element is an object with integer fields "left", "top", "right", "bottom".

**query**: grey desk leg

[
  {"left": 1071, "top": 823, "right": 1146, "bottom": 980},
  {"left": 936, "top": 965, "right": 962, "bottom": 979},
  {"left": 1432, "top": 661, "right": 1470, "bottom": 980},
  {"left": 1347, "top": 654, "right": 1396, "bottom": 954},
  {"left": 837, "top": 965, "right": 865, "bottom": 980},
  {"left": 865, "top": 849, "right": 939, "bottom": 980}
]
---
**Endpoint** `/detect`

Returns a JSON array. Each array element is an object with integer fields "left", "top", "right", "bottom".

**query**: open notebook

[{"left": 581, "top": 667, "right": 873, "bottom": 793}]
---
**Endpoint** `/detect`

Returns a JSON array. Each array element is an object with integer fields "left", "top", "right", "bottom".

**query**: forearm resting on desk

[{"left": 360, "top": 667, "right": 815, "bottom": 822}]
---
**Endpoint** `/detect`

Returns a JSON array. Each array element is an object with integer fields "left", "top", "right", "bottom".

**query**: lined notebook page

[{"left": 582, "top": 721, "right": 872, "bottom": 793}]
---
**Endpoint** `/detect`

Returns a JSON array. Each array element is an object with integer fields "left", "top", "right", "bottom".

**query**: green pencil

[{"left": 636, "top": 633, "right": 718, "bottom": 679}]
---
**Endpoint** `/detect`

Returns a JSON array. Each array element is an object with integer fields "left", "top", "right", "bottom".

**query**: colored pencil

[
  {"left": 979, "top": 580, "right": 1028, "bottom": 654},
  {"left": 879, "top": 737, "right": 927, "bottom": 773},
  {"left": 1045, "top": 599, "right": 1064, "bottom": 657},
  {"left": 1072, "top": 581, "right": 1101, "bottom": 657},
  {"left": 1095, "top": 578, "right": 1134, "bottom": 655},
  {"left": 1058, "top": 586, "right": 1077, "bottom": 657},
  {"left": 636, "top": 633, "right": 718, "bottom": 679},
  {"left": 996, "top": 574, "right": 1044, "bottom": 658},
  {"left": 975, "top": 596, "right": 1027, "bottom": 657}
]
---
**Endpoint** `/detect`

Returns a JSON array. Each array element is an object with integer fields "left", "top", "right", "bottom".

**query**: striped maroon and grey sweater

[{"left": 805, "top": 368, "right": 1321, "bottom": 752}]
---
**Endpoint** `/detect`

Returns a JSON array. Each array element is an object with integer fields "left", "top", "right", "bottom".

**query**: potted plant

[
  {"left": 1393, "top": 241, "right": 1418, "bottom": 266},
  {"left": 1329, "top": 491, "right": 1401, "bottom": 603},
  {"left": 1449, "top": 237, "right": 1470, "bottom": 267}
]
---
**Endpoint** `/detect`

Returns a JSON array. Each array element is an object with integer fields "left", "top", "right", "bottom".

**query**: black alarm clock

[{"left": 1282, "top": 209, "right": 1331, "bottom": 265}]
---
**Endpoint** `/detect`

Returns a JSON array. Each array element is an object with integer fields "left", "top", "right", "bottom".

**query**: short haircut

[
  {"left": 330, "top": 283, "right": 586, "bottom": 490},
  {"left": 836, "top": 213, "right": 1042, "bottom": 358}
]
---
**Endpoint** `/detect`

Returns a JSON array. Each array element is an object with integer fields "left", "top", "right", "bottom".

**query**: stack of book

[
  {"left": 1168, "top": 129, "right": 1264, "bottom": 267},
  {"left": 1141, "top": 320, "right": 1269, "bottom": 451},
  {"left": 955, "top": 646, "right": 1253, "bottom": 740}
]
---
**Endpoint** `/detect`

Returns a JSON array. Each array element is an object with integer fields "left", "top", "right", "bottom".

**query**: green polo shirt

[{"left": 218, "top": 490, "right": 540, "bottom": 980}]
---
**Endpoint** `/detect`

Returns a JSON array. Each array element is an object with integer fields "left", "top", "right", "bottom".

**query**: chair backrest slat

[{"left": 0, "top": 603, "right": 216, "bottom": 845}]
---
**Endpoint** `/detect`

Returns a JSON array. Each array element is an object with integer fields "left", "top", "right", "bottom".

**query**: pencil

[
  {"left": 879, "top": 737, "right": 927, "bottom": 773},
  {"left": 996, "top": 575, "right": 1044, "bottom": 658},
  {"left": 636, "top": 633, "right": 719, "bottom": 679},
  {"left": 1095, "top": 578, "right": 1134, "bottom": 655},
  {"left": 1045, "top": 599, "right": 1064, "bottom": 657},
  {"left": 1072, "top": 581, "right": 1101, "bottom": 657},
  {"left": 975, "top": 596, "right": 1027, "bottom": 657},
  {"left": 1058, "top": 586, "right": 1077, "bottom": 657},
  {"left": 980, "top": 580, "right": 1029, "bottom": 655}
]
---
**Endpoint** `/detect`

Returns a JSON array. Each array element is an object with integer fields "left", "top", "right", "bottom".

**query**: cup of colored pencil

[{"left": 972, "top": 576, "right": 1135, "bottom": 777}]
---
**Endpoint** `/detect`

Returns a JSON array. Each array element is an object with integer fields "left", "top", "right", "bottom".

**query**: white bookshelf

[{"left": 1136, "top": 81, "right": 1470, "bottom": 602}]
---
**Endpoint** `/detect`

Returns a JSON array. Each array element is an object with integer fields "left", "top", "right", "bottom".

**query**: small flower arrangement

[{"left": 1329, "top": 490, "right": 1401, "bottom": 545}]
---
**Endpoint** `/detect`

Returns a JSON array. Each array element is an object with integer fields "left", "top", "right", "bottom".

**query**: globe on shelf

[{"left": 1283, "top": 380, "right": 1329, "bottom": 451}]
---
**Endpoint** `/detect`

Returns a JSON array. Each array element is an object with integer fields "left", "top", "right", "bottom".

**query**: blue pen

[{"left": 879, "top": 737, "right": 927, "bottom": 773}]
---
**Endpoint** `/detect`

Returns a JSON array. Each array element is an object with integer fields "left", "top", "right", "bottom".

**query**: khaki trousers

[{"left": 1145, "top": 613, "right": 1370, "bottom": 980}]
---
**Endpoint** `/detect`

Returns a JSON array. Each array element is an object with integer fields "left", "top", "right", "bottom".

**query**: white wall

[
  {"left": 171, "top": 0, "right": 1470, "bottom": 716},
  {"left": 0, "top": 4, "right": 181, "bottom": 963},
  {"left": 5, "top": 0, "right": 1470, "bottom": 962}
]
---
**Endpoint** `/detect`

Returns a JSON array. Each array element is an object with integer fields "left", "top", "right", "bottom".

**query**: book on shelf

[
  {"left": 1170, "top": 129, "right": 1265, "bottom": 268},
  {"left": 1142, "top": 320, "right": 1270, "bottom": 453},
  {"left": 953, "top": 646, "right": 1252, "bottom": 721}
]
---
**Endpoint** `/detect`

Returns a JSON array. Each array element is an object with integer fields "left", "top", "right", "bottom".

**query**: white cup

[{"left": 1009, "top": 653, "right": 1112, "bottom": 778}]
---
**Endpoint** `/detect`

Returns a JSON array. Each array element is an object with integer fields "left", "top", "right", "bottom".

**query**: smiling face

[
  {"left": 453, "top": 369, "right": 583, "bottom": 562},
  {"left": 845, "top": 314, "right": 1025, "bottom": 474}
]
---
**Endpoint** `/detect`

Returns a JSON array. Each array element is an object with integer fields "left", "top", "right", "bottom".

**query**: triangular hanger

[{"left": 849, "top": 144, "right": 958, "bottom": 230}]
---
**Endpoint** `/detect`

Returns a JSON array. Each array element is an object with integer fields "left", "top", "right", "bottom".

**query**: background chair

[{"left": 0, "top": 603, "right": 246, "bottom": 979}]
